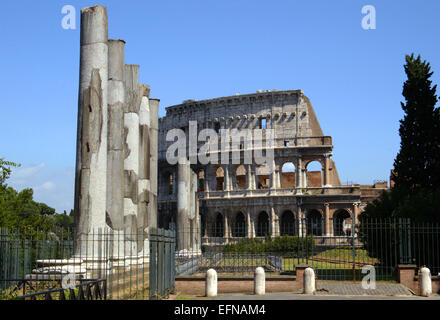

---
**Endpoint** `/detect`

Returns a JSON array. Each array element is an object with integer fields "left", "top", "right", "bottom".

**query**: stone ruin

[{"left": 32, "top": 5, "right": 166, "bottom": 279}]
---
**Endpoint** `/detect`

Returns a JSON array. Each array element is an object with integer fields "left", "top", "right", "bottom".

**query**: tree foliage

[
  {"left": 362, "top": 54, "right": 440, "bottom": 222},
  {"left": 0, "top": 157, "right": 74, "bottom": 231}
]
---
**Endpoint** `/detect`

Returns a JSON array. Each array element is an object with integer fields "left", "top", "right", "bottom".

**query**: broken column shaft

[
  {"left": 107, "top": 39, "right": 126, "bottom": 231},
  {"left": 74, "top": 5, "right": 109, "bottom": 254}
]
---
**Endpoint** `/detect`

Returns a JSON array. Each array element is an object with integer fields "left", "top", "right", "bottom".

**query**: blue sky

[{"left": 1, "top": 0, "right": 439, "bottom": 213}]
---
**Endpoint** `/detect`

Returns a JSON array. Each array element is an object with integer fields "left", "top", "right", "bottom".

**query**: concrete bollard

[
  {"left": 303, "top": 267, "right": 315, "bottom": 294},
  {"left": 206, "top": 269, "right": 218, "bottom": 297},
  {"left": 254, "top": 267, "right": 265, "bottom": 295},
  {"left": 420, "top": 267, "right": 432, "bottom": 297}
]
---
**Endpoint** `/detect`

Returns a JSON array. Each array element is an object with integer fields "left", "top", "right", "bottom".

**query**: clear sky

[{"left": 1, "top": 0, "right": 439, "bottom": 213}]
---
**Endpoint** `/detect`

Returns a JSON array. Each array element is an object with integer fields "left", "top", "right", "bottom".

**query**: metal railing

[{"left": 172, "top": 218, "right": 440, "bottom": 281}]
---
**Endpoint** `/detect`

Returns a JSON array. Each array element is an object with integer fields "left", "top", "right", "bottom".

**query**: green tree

[
  {"left": 392, "top": 54, "right": 440, "bottom": 190},
  {"left": 0, "top": 158, "right": 20, "bottom": 186}
]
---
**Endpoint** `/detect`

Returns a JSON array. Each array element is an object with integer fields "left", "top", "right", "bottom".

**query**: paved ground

[
  {"left": 314, "top": 281, "right": 413, "bottom": 296},
  {"left": 213, "top": 292, "right": 440, "bottom": 300}
]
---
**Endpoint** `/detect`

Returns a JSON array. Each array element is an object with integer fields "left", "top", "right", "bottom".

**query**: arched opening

[
  {"left": 280, "top": 210, "right": 295, "bottom": 235},
  {"left": 212, "top": 213, "right": 224, "bottom": 237},
  {"left": 306, "top": 210, "right": 322, "bottom": 236},
  {"left": 256, "top": 165, "right": 270, "bottom": 190},
  {"left": 281, "top": 162, "right": 296, "bottom": 188},
  {"left": 216, "top": 167, "right": 224, "bottom": 191},
  {"left": 333, "top": 210, "right": 352, "bottom": 236},
  {"left": 256, "top": 211, "right": 270, "bottom": 237},
  {"left": 232, "top": 212, "right": 246, "bottom": 237},
  {"left": 167, "top": 172, "right": 174, "bottom": 195},
  {"left": 198, "top": 169, "right": 205, "bottom": 192},
  {"left": 236, "top": 165, "right": 246, "bottom": 189},
  {"left": 306, "top": 161, "right": 323, "bottom": 187}
]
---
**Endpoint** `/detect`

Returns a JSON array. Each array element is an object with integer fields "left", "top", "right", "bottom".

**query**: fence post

[{"left": 149, "top": 228, "right": 158, "bottom": 300}]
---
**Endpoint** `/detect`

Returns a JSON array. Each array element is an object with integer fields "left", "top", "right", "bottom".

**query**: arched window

[
  {"left": 280, "top": 210, "right": 295, "bottom": 236},
  {"left": 216, "top": 167, "right": 224, "bottom": 191},
  {"left": 212, "top": 213, "right": 224, "bottom": 237},
  {"left": 256, "top": 165, "right": 270, "bottom": 190},
  {"left": 333, "top": 210, "right": 351, "bottom": 236},
  {"left": 236, "top": 165, "right": 246, "bottom": 189},
  {"left": 256, "top": 211, "right": 270, "bottom": 237},
  {"left": 281, "top": 162, "right": 296, "bottom": 188},
  {"left": 232, "top": 212, "right": 246, "bottom": 237},
  {"left": 306, "top": 161, "right": 323, "bottom": 187},
  {"left": 198, "top": 169, "right": 205, "bottom": 192},
  {"left": 306, "top": 210, "right": 322, "bottom": 236}
]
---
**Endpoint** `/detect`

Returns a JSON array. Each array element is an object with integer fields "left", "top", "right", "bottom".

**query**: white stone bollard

[
  {"left": 206, "top": 269, "right": 218, "bottom": 297},
  {"left": 303, "top": 267, "right": 316, "bottom": 294},
  {"left": 420, "top": 267, "right": 432, "bottom": 297},
  {"left": 254, "top": 267, "right": 265, "bottom": 295}
]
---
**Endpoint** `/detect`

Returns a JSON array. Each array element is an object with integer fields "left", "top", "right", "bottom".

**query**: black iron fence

[
  {"left": 174, "top": 217, "right": 440, "bottom": 280},
  {"left": 149, "top": 228, "right": 176, "bottom": 300},
  {"left": 0, "top": 227, "right": 174, "bottom": 300},
  {"left": 0, "top": 278, "right": 106, "bottom": 300}
]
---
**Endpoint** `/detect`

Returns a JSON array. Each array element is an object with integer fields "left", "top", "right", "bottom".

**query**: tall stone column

[
  {"left": 74, "top": 5, "right": 109, "bottom": 255},
  {"left": 107, "top": 39, "right": 125, "bottom": 232},
  {"left": 324, "top": 154, "right": 331, "bottom": 187},
  {"left": 149, "top": 98, "right": 159, "bottom": 230},
  {"left": 246, "top": 211, "right": 252, "bottom": 238},
  {"left": 246, "top": 164, "right": 253, "bottom": 190},
  {"left": 270, "top": 207, "right": 278, "bottom": 237},
  {"left": 353, "top": 202, "right": 360, "bottom": 226},
  {"left": 324, "top": 203, "right": 330, "bottom": 236},
  {"left": 296, "top": 157, "right": 303, "bottom": 190},
  {"left": 123, "top": 64, "right": 140, "bottom": 255},
  {"left": 177, "top": 158, "right": 190, "bottom": 251},
  {"left": 223, "top": 165, "right": 230, "bottom": 191},
  {"left": 137, "top": 84, "right": 150, "bottom": 232}
]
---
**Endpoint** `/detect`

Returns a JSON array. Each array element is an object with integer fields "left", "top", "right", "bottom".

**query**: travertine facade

[{"left": 157, "top": 90, "right": 387, "bottom": 248}]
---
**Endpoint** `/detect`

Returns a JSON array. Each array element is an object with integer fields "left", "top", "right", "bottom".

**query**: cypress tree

[{"left": 392, "top": 54, "right": 440, "bottom": 190}]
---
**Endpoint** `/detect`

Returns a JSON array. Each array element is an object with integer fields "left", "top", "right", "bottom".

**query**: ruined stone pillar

[
  {"left": 107, "top": 39, "right": 125, "bottom": 231},
  {"left": 123, "top": 64, "right": 140, "bottom": 255},
  {"left": 74, "top": 5, "right": 108, "bottom": 255},
  {"left": 149, "top": 98, "right": 159, "bottom": 230}
]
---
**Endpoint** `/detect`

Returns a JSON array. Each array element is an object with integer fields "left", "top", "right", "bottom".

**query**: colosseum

[{"left": 157, "top": 89, "right": 387, "bottom": 252}]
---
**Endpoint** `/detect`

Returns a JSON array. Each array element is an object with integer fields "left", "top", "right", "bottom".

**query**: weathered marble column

[
  {"left": 74, "top": 5, "right": 109, "bottom": 254},
  {"left": 137, "top": 84, "right": 150, "bottom": 232},
  {"left": 177, "top": 158, "right": 190, "bottom": 251},
  {"left": 223, "top": 165, "right": 231, "bottom": 191},
  {"left": 149, "top": 98, "right": 159, "bottom": 230},
  {"left": 106, "top": 39, "right": 125, "bottom": 231},
  {"left": 123, "top": 64, "right": 140, "bottom": 255}
]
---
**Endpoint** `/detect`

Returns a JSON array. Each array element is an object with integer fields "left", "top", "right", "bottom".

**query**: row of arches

[
  {"left": 208, "top": 209, "right": 352, "bottom": 238},
  {"left": 213, "top": 160, "right": 323, "bottom": 191}
]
